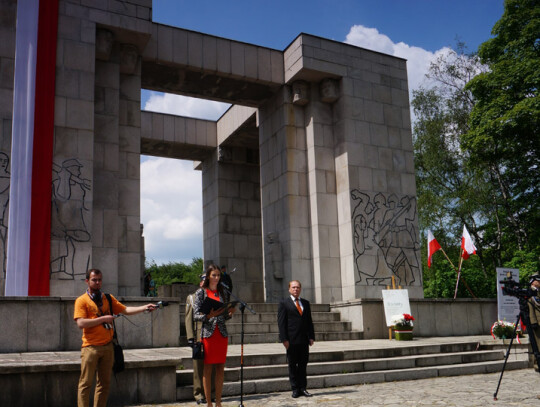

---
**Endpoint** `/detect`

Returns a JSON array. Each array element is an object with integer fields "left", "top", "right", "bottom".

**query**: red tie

[{"left": 295, "top": 298, "right": 303, "bottom": 316}]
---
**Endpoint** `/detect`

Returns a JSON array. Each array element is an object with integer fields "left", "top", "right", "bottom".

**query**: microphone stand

[{"left": 220, "top": 281, "right": 256, "bottom": 407}]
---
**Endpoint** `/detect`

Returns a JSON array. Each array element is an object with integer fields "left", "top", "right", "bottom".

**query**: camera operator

[{"left": 528, "top": 274, "right": 540, "bottom": 372}]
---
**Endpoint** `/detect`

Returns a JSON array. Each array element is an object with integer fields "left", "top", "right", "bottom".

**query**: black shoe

[
  {"left": 292, "top": 390, "right": 300, "bottom": 398},
  {"left": 300, "top": 389, "right": 312, "bottom": 397},
  {"left": 196, "top": 399, "right": 206, "bottom": 405}
]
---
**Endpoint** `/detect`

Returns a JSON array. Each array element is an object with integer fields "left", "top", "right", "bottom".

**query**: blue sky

[{"left": 141, "top": 0, "right": 505, "bottom": 265}]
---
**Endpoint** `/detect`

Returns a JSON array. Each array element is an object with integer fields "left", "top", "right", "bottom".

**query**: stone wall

[{"left": 0, "top": 296, "right": 180, "bottom": 352}]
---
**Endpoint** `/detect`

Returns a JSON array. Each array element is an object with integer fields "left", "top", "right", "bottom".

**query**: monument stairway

[
  {"left": 175, "top": 340, "right": 529, "bottom": 400},
  {"left": 183, "top": 303, "right": 364, "bottom": 345}
]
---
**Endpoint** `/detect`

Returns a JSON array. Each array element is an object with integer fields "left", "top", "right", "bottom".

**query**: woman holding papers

[{"left": 193, "top": 264, "right": 236, "bottom": 407}]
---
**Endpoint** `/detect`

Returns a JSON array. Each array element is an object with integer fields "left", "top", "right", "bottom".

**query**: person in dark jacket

[{"left": 277, "top": 280, "right": 315, "bottom": 398}]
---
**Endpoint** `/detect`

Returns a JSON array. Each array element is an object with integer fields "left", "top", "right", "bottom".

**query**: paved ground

[{"left": 128, "top": 368, "right": 540, "bottom": 407}]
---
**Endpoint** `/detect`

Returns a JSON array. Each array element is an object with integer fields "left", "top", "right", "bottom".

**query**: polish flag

[
  {"left": 5, "top": 0, "right": 58, "bottom": 296},
  {"left": 461, "top": 225, "right": 477, "bottom": 260},
  {"left": 427, "top": 230, "right": 442, "bottom": 268}
]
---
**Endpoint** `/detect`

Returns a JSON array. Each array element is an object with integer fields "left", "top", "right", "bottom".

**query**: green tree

[
  {"left": 464, "top": 0, "right": 540, "bottom": 256},
  {"left": 412, "top": 46, "right": 496, "bottom": 297},
  {"left": 145, "top": 257, "right": 203, "bottom": 287}
]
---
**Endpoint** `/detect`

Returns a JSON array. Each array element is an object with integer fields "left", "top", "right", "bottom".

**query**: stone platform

[{"left": 0, "top": 335, "right": 530, "bottom": 407}]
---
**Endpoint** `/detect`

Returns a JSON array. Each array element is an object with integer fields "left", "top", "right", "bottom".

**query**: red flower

[{"left": 403, "top": 314, "right": 415, "bottom": 321}]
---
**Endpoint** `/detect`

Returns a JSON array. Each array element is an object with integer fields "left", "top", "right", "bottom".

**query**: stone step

[
  {"left": 225, "top": 320, "right": 352, "bottom": 335},
  {"left": 226, "top": 311, "right": 342, "bottom": 323},
  {"left": 179, "top": 341, "right": 484, "bottom": 370},
  {"left": 176, "top": 358, "right": 528, "bottom": 400},
  {"left": 177, "top": 350, "right": 505, "bottom": 385},
  {"left": 226, "top": 330, "right": 363, "bottom": 345}
]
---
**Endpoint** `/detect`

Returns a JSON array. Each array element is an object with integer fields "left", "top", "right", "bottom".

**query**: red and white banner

[
  {"left": 427, "top": 230, "right": 441, "bottom": 268},
  {"left": 461, "top": 225, "right": 477, "bottom": 260},
  {"left": 5, "top": 0, "right": 58, "bottom": 296}
]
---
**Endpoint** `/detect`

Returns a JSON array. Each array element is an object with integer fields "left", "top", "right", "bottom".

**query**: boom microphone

[{"left": 220, "top": 281, "right": 230, "bottom": 290}]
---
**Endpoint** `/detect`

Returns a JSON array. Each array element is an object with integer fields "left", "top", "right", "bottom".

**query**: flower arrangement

[
  {"left": 491, "top": 320, "right": 520, "bottom": 340},
  {"left": 390, "top": 313, "right": 415, "bottom": 328}
]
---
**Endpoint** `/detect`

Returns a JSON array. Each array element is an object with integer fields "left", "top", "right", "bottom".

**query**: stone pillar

[
  {"left": 258, "top": 87, "right": 313, "bottom": 302},
  {"left": 49, "top": 11, "right": 97, "bottom": 296},
  {"left": 118, "top": 43, "right": 143, "bottom": 296},
  {"left": 304, "top": 79, "right": 342, "bottom": 304},
  {"left": 334, "top": 57, "right": 422, "bottom": 300},
  {"left": 92, "top": 32, "right": 120, "bottom": 294},
  {"left": 202, "top": 147, "right": 264, "bottom": 303}
]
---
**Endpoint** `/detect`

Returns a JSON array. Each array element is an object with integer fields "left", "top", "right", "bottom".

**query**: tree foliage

[
  {"left": 414, "top": 0, "right": 540, "bottom": 297},
  {"left": 145, "top": 257, "right": 203, "bottom": 287}
]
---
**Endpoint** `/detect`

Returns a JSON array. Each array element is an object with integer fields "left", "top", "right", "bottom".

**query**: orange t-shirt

[{"left": 74, "top": 293, "right": 126, "bottom": 347}]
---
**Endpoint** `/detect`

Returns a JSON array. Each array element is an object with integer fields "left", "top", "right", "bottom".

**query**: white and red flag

[
  {"left": 5, "top": 0, "right": 59, "bottom": 296},
  {"left": 460, "top": 225, "right": 477, "bottom": 260},
  {"left": 427, "top": 230, "right": 442, "bottom": 268}
]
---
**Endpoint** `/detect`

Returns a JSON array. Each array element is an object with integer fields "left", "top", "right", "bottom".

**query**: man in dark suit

[{"left": 277, "top": 280, "right": 315, "bottom": 398}]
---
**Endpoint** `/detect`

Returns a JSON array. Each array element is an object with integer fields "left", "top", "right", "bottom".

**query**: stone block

[
  {"left": 243, "top": 45, "right": 257, "bottom": 79},
  {"left": 0, "top": 301, "right": 28, "bottom": 352},
  {"left": 66, "top": 98, "right": 94, "bottom": 130},
  {"left": 54, "top": 127, "right": 79, "bottom": 157},
  {"left": 230, "top": 42, "right": 245, "bottom": 78},
  {"left": 364, "top": 100, "right": 384, "bottom": 124},
  {"left": 202, "top": 35, "right": 217, "bottom": 71},
  {"left": 28, "top": 300, "right": 61, "bottom": 351},
  {"left": 372, "top": 168, "right": 387, "bottom": 192},
  {"left": 356, "top": 167, "right": 373, "bottom": 190},
  {"left": 187, "top": 31, "right": 203, "bottom": 68},
  {"left": 378, "top": 147, "right": 393, "bottom": 170},
  {"left": 384, "top": 104, "right": 403, "bottom": 127},
  {"left": 157, "top": 24, "right": 173, "bottom": 62},
  {"left": 216, "top": 38, "right": 231, "bottom": 74},
  {"left": 63, "top": 40, "right": 95, "bottom": 72},
  {"left": 401, "top": 173, "right": 416, "bottom": 196},
  {"left": 172, "top": 28, "right": 188, "bottom": 65},
  {"left": 386, "top": 171, "right": 401, "bottom": 193},
  {"left": 56, "top": 68, "right": 79, "bottom": 98}
]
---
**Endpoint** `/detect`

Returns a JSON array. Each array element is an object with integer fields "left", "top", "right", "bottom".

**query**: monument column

[
  {"left": 201, "top": 147, "right": 264, "bottom": 303},
  {"left": 258, "top": 87, "right": 313, "bottom": 302}
]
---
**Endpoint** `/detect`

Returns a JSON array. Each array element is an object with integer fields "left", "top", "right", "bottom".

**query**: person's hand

[
  {"left": 207, "top": 307, "right": 225, "bottom": 319},
  {"left": 228, "top": 307, "right": 237, "bottom": 317},
  {"left": 187, "top": 338, "right": 195, "bottom": 348},
  {"left": 101, "top": 315, "right": 115, "bottom": 323},
  {"left": 283, "top": 340, "right": 289, "bottom": 350},
  {"left": 145, "top": 304, "right": 158, "bottom": 312}
]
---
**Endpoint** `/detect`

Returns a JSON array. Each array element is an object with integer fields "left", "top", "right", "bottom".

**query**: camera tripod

[{"left": 493, "top": 295, "right": 540, "bottom": 400}]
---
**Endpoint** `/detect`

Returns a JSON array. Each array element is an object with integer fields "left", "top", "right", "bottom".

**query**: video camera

[{"left": 499, "top": 278, "right": 537, "bottom": 299}]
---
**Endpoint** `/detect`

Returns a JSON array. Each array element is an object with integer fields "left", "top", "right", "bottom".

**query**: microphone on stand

[{"left": 220, "top": 281, "right": 230, "bottom": 291}]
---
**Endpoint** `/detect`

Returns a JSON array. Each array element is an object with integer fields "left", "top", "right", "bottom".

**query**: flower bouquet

[
  {"left": 491, "top": 320, "right": 521, "bottom": 342},
  {"left": 391, "top": 313, "right": 415, "bottom": 341}
]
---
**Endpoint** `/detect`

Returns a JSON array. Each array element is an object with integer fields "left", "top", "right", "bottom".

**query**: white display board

[
  {"left": 382, "top": 289, "right": 411, "bottom": 327},
  {"left": 496, "top": 267, "right": 520, "bottom": 323}
]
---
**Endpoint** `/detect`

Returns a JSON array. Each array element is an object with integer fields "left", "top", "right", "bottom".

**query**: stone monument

[{"left": 0, "top": 0, "right": 422, "bottom": 303}]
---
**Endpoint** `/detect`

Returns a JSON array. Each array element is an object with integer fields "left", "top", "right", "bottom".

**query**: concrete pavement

[{"left": 127, "top": 368, "right": 540, "bottom": 407}]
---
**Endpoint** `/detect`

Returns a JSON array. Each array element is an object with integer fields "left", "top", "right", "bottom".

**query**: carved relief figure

[
  {"left": 351, "top": 189, "right": 421, "bottom": 287},
  {"left": 50, "top": 158, "right": 91, "bottom": 279},
  {"left": 0, "top": 152, "right": 10, "bottom": 278}
]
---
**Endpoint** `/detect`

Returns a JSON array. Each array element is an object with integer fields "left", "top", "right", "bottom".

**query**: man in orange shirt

[{"left": 74, "top": 268, "right": 157, "bottom": 407}]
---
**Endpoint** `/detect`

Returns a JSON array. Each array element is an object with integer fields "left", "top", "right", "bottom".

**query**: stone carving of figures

[
  {"left": 50, "top": 159, "right": 91, "bottom": 278},
  {"left": 0, "top": 152, "right": 9, "bottom": 279}
]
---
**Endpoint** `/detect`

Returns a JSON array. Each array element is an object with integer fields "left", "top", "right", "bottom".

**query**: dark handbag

[
  {"left": 105, "top": 294, "right": 125, "bottom": 373},
  {"left": 192, "top": 341, "right": 204, "bottom": 360},
  {"left": 112, "top": 339, "right": 125, "bottom": 373}
]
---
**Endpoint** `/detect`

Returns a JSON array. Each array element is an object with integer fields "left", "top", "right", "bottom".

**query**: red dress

[{"left": 202, "top": 289, "right": 228, "bottom": 364}]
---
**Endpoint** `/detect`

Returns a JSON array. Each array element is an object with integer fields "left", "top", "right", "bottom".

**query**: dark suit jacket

[{"left": 277, "top": 296, "right": 315, "bottom": 345}]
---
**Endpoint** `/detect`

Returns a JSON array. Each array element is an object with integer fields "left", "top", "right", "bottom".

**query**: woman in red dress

[{"left": 193, "top": 264, "right": 236, "bottom": 407}]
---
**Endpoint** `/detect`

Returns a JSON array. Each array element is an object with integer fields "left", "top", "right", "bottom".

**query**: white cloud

[
  {"left": 144, "top": 91, "right": 230, "bottom": 120},
  {"left": 140, "top": 157, "right": 203, "bottom": 265}
]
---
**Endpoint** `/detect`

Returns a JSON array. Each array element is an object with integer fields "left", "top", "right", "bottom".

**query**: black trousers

[{"left": 286, "top": 343, "right": 309, "bottom": 391}]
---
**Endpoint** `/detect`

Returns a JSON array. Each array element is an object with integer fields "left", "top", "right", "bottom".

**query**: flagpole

[
  {"left": 453, "top": 248, "right": 465, "bottom": 299},
  {"left": 439, "top": 247, "right": 476, "bottom": 298}
]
